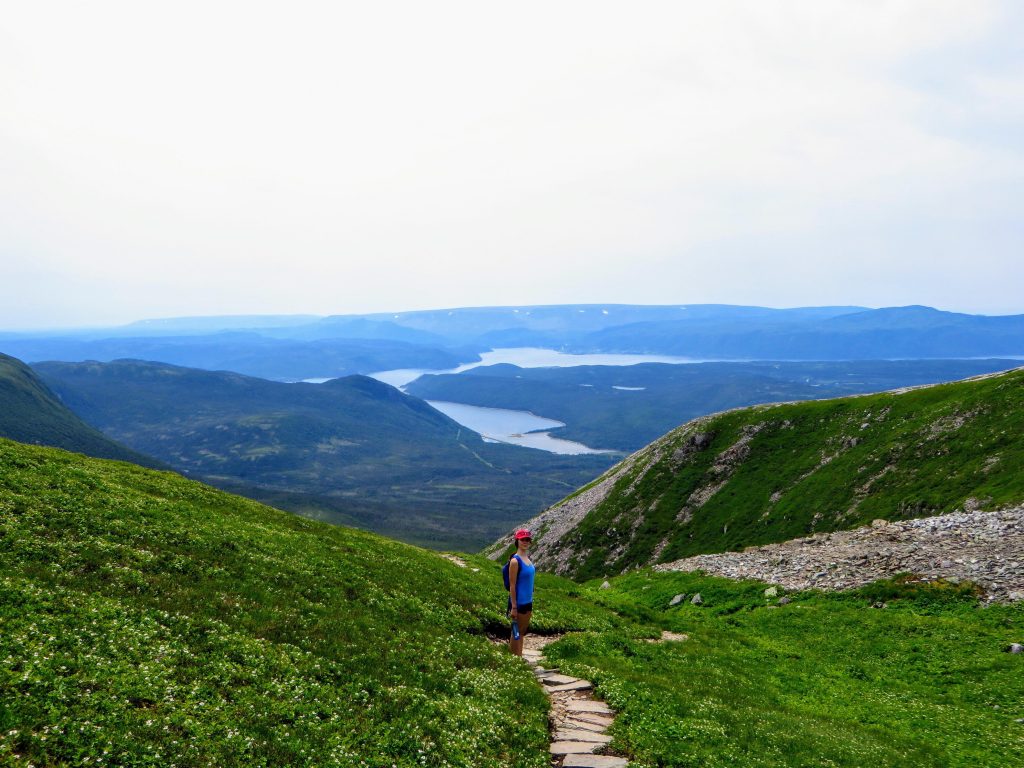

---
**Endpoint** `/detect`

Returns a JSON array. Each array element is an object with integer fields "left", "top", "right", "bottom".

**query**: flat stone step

[
  {"left": 550, "top": 740, "right": 599, "bottom": 755},
  {"left": 566, "top": 700, "right": 613, "bottom": 715},
  {"left": 565, "top": 712, "right": 615, "bottom": 728},
  {"left": 553, "top": 729, "right": 612, "bottom": 745},
  {"left": 546, "top": 680, "right": 594, "bottom": 693},
  {"left": 562, "top": 755, "right": 629, "bottom": 768},
  {"left": 562, "top": 717, "right": 609, "bottom": 733},
  {"left": 540, "top": 673, "right": 579, "bottom": 685},
  {"left": 533, "top": 667, "right": 560, "bottom": 676}
]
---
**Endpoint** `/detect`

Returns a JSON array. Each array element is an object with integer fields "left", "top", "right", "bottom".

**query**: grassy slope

[
  {"left": 0, "top": 353, "right": 158, "bottom": 467},
  {"left": 559, "top": 368, "right": 1024, "bottom": 580},
  {"left": 0, "top": 438, "right": 624, "bottom": 767},
  {"left": 33, "top": 359, "right": 612, "bottom": 551},
  {"left": 1, "top": 439, "right": 1021, "bottom": 767},
  {"left": 547, "top": 571, "right": 1023, "bottom": 768}
]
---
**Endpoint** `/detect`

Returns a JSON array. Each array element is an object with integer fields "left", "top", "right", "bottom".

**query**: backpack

[{"left": 502, "top": 554, "right": 523, "bottom": 591}]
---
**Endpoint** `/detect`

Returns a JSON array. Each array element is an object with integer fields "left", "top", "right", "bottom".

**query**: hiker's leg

[
  {"left": 519, "top": 611, "right": 532, "bottom": 640},
  {"left": 515, "top": 611, "right": 531, "bottom": 654}
]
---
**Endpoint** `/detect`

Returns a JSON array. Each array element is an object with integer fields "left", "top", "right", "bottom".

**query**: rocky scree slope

[
  {"left": 487, "top": 368, "right": 1024, "bottom": 581},
  {"left": 655, "top": 506, "right": 1024, "bottom": 602}
]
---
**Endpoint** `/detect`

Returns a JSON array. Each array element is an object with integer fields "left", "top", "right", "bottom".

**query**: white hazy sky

[{"left": 2, "top": 1, "right": 1023, "bottom": 329}]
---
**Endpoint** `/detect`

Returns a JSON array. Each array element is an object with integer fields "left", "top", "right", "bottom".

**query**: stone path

[{"left": 519, "top": 634, "right": 629, "bottom": 768}]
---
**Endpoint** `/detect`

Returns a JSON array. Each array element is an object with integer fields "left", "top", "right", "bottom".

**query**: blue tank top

[{"left": 511, "top": 554, "right": 535, "bottom": 605}]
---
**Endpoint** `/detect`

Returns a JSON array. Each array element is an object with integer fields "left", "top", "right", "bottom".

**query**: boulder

[
  {"left": 599, "top": 580, "right": 611, "bottom": 590},
  {"left": 669, "top": 593, "right": 686, "bottom": 606},
  {"left": 1008, "top": 643, "right": 1024, "bottom": 654},
  {"left": 764, "top": 586, "right": 778, "bottom": 598},
  {"left": 690, "top": 593, "right": 703, "bottom": 605}
]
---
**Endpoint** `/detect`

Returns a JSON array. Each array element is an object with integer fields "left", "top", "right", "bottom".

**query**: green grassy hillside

[
  {"left": 33, "top": 359, "right": 613, "bottom": 551},
  {"left": 550, "top": 570, "right": 1023, "bottom": 768},
  {"left": 1, "top": 438, "right": 1021, "bottom": 767},
  {"left": 511, "top": 367, "right": 1024, "bottom": 580},
  {"left": 0, "top": 353, "right": 157, "bottom": 467},
  {"left": 0, "top": 438, "right": 623, "bottom": 767}
]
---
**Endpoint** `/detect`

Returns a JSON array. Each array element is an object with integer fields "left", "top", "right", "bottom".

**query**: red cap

[{"left": 514, "top": 529, "right": 532, "bottom": 540}]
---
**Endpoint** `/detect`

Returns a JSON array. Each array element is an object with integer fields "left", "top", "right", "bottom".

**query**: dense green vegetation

[
  {"left": 0, "top": 438, "right": 628, "bottom": 767},
  {"left": 1, "top": 438, "right": 1020, "bottom": 766},
  {"left": 549, "top": 571, "right": 1024, "bottom": 768},
  {"left": 33, "top": 359, "right": 613, "bottom": 551},
  {"left": 0, "top": 353, "right": 158, "bottom": 467},
  {"left": 530, "top": 367, "right": 1024, "bottom": 580},
  {"left": 406, "top": 359, "right": 1021, "bottom": 450}
]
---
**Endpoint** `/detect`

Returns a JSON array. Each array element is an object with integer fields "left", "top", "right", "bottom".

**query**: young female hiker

[{"left": 507, "top": 528, "right": 536, "bottom": 656}]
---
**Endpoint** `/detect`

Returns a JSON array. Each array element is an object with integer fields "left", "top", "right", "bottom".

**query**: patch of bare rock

[{"left": 654, "top": 506, "right": 1024, "bottom": 602}]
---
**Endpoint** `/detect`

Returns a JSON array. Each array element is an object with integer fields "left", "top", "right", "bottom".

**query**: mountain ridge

[
  {"left": 0, "top": 352, "right": 160, "bottom": 467},
  {"left": 487, "top": 366, "right": 1024, "bottom": 579}
]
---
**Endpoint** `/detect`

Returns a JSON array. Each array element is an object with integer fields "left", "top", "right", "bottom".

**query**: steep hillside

[
  {"left": 490, "top": 367, "right": 1024, "bottom": 580},
  {"left": 0, "top": 438, "right": 622, "bottom": 767},
  {"left": 0, "top": 352, "right": 157, "bottom": 467},
  {"left": 33, "top": 360, "right": 613, "bottom": 550}
]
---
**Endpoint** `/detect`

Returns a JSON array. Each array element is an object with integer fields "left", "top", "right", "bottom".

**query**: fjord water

[
  {"left": 359, "top": 347, "right": 703, "bottom": 453},
  {"left": 368, "top": 346, "right": 713, "bottom": 388},
  {"left": 425, "top": 400, "right": 613, "bottom": 455}
]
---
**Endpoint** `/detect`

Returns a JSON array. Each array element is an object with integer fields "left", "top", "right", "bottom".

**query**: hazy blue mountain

[
  {"left": 2, "top": 334, "right": 477, "bottom": 381},
  {"left": 33, "top": 359, "right": 613, "bottom": 550},
  {"left": 579, "top": 305, "right": 1024, "bottom": 359},
  {"left": 406, "top": 359, "right": 1024, "bottom": 451},
  {"left": 258, "top": 317, "right": 451, "bottom": 345},
  {"left": 7, "top": 304, "right": 1021, "bottom": 379},
  {"left": 118, "top": 314, "right": 322, "bottom": 335},
  {"left": 346, "top": 303, "right": 867, "bottom": 346},
  {"left": 0, "top": 353, "right": 159, "bottom": 466}
]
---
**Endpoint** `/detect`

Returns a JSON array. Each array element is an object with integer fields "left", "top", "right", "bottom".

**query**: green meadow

[{"left": 1, "top": 438, "right": 1021, "bottom": 766}]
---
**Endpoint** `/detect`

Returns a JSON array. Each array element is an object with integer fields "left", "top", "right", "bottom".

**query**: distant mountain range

[
  {"left": 0, "top": 334, "right": 474, "bottom": 382},
  {"left": 0, "top": 353, "right": 160, "bottom": 467},
  {"left": 33, "top": 359, "right": 612, "bottom": 550},
  {"left": 4, "top": 305, "right": 1023, "bottom": 383}
]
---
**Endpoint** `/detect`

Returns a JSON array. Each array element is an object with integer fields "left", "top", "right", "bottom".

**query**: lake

[
  {"left": 368, "top": 346, "right": 713, "bottom": 388},
  {"left": 426, "top": 400, "right": 613, "bottom": 456},
  {"left": 310, "top": 347, "right": 697, "bottom": 455}
]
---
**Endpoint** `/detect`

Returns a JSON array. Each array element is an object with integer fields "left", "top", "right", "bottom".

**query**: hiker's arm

[{"left": 508, "top": 558, "right": 519, "bottom": 617}]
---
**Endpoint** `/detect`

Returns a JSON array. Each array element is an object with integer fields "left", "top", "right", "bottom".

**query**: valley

[
  {"left": 31, "top": 358, "right": 614, "bottom": 551},
  {"left": 406, "top": 358, "right": 1022, "bottom": 451}
]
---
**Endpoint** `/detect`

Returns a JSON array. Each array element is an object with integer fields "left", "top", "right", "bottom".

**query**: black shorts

[{"left": 508, "top": 598, "right": 533, "bottom": 614}]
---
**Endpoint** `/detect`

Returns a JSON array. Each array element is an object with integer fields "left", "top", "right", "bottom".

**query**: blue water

[{"left": 426, "top": 401, "right": 612, "bottom": 456}]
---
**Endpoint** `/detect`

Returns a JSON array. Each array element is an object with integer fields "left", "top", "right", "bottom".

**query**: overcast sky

[{"left": 2, "top": 1, "right": 1022, "bottom": 329}]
